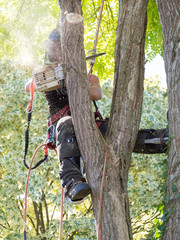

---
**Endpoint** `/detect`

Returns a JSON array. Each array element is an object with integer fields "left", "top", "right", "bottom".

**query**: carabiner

[{"left": 47, "top": 125, "right": 55, "bottom": 142}]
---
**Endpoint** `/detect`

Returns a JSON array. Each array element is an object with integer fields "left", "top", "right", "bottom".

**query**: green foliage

[
  {"left": 128, "top": 77, "right": 168, "bottom": 240},
  {"left": 0, "top": 60, "right": 96, "bottom": 239},
  {"left": 0, "top": 0, "right": 163, "bottom": 77},
  {"left": 83, "top": 0, "right": 118, "bottom": 82},
  {"left": 0, "top": 0, "right": 166, "bottom": 239},
  {"left": 0, "top": 0, "right": 59, "bottom": 62},
  {"left": 145, "top": 0, "right": 163, "bottom": 61},
  {"left": 0, "top": 61, "right": 169, "bottom": 240}
]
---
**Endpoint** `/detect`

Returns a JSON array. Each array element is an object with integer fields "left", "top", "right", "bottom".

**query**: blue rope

[{"left": 24, "top": 231, "right": 27, "bottom": 240}]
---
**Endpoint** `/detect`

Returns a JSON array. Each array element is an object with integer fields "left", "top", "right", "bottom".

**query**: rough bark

[
  {"left": 156, "top": 1, "right": 180, "bottom": 239},
  {"left": 58, "top": 0, "right": 148, "bottom": 239}
]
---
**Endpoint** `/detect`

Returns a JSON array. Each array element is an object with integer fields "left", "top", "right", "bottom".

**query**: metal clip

[{"left": 47, "top": 125, "right": 55, "bottom": 143}]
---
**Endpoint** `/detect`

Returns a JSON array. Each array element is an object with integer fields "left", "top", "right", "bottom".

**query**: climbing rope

[
  {"left": 23, "top": 143, "right": 57, "bottom": 240},
  {"left": 59, "top": 187, "right": 64, "bottom": 240},
  {"left": 88, "top": 0, "right": 105, "bottom": 77},
  {"left": 88, "top": 1, "right": 107, "bottom": 238},
  {"left": 23, "top": 79, "right": 58, "bottom": 240},
  {"left": 87, "top": 0, "right": 107, "bottom": 239},
  {"left": 96, "top": 127, "right": 108, "bottom": 240}
]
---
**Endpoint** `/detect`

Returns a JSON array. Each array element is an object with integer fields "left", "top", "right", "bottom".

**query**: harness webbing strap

[{"left": 47, "top": 105, "right": 70, "bottom": 126}]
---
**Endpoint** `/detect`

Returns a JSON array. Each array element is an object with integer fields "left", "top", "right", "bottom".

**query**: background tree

[{"left": 156, "top": 0, "right": 180, "bottom": 239}]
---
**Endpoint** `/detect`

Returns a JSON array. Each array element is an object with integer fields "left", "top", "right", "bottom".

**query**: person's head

[{"left": 45, "top": 29, "right": 62, "bottom": 63}]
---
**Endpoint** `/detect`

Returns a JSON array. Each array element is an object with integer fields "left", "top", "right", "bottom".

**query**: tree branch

[
  {"left": 39, "top": 201, "right": 46, "bottom": 234},
  {"left": 33, "top": 201, "right": 40, "bottom": 235},
  {"left": 83, "top": 203, "right": 93, "bottom": 216},
  {"left": 68, "top": 230, "right": 77, "bottom": 240},
  {"left": 0, "top": 223, "right": 8, "bottom": 229},
  {"left": 14, "top": 0, "right": 27, "bottom": 25},
  {"left": 42, "top": 190, "right": 49, "bottom": 228}
]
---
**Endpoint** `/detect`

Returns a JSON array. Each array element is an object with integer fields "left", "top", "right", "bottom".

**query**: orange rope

[
  {"left": 94, "top": 0, "right": 105, "bottom": 51},
  {"left": 59, "top": 187, "right": 64, "bottom": 240},
  {"left": 97, "top": 146, "right": 107, "bottom": 240},
  {"left": 88, "top": 0, "right": 105, "bottom": 77},
  {"left": 23, "top": 143, "right": 57, "bottom": 233},
  {"left": 96, "top": 127, "right": 108, "bottom": 240},
  {"left": 28, "top": 79, "right": 35, "bottom": 112},
  {"left": 89, "top": 2, "right": 106, "bottom": 237}
]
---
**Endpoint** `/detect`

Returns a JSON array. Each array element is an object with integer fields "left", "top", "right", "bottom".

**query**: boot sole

[{"left": 67, "top": 182, "right": 91, "bottom": 202}]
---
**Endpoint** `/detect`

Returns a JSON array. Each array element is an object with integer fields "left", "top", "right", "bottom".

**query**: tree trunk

[
  {"left": 156, "top": 1, "right": 180, "bottom": 239},
  {"left": 58, "top": 0, "right": 148, "bottom": 239}
]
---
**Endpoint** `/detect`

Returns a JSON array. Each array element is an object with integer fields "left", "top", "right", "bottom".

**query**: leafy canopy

[{"left": 0, "top": 0, "right": 165, "bottom": 239}]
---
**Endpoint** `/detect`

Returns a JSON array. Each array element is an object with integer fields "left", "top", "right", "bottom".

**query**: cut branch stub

[{"left": 66, "top": 13, "right": 83, "bottom": 24}]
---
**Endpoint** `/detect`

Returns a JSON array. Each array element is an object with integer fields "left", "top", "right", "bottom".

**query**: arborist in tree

[
  {"left": 25, "top": 28, "right": 168, "bottom": 204},
  {"left": 25, "top": 28, "right": 103, "bottom": 203}
]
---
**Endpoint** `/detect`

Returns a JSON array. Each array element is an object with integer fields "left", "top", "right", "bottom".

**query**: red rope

[
  {"left": 96, "top": 128, "right": 108, "bottom": 240},
  {"left": 28, "top": 79, "right": 35, "bottom": 112},
  {"left": 88, "top": 0, "right": 105, "bottom": 77},
  {"left": 88, "top": 1, "right": 106, "bottom": 239},
  {"left": 23, "top": 143, "right": 57, "bottom": 234},
  {"left": 59, "top": 187, "right": 64, "bottom": 240},
  {"left": 94, "top": 0, "right": 105, "bottom": 51}
]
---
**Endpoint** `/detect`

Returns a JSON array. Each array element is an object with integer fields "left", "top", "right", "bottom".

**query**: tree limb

[
  {"left": 42, "top": 190, "right": 49, "bottom": 228},
  {"left": 39, "top": 201, "right": 46, "bottom": 234},
  {"left": 33, "top": 201, "right": 40, "bottom": 235},
  {"left": 0, "top": 223, "right": 8, "bottom": 229}
]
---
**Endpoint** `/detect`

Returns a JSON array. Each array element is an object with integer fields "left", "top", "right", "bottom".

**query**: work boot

[
  {"left": 56, "top": 116, "right": 91, "bottom": 203},
  {"left": 60, "top": 157, "right": 91, "bottom": 203}
]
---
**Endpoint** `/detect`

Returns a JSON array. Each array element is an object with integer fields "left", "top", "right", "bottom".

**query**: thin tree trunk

[
  {"left": 156, "top": 1, "right": 180, "bottom": 239},
  {"left": 58, "top": 0, "right": 148, "bottom": 239}
]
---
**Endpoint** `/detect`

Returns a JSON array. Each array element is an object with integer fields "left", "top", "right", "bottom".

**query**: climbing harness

[{"left": 47, "top": 105, "right": 70, "bottom": 127}]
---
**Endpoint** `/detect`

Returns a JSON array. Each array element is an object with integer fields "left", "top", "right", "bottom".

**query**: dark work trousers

[{"left": 55, "top": 116, "right": 168, "bottom": 187}]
